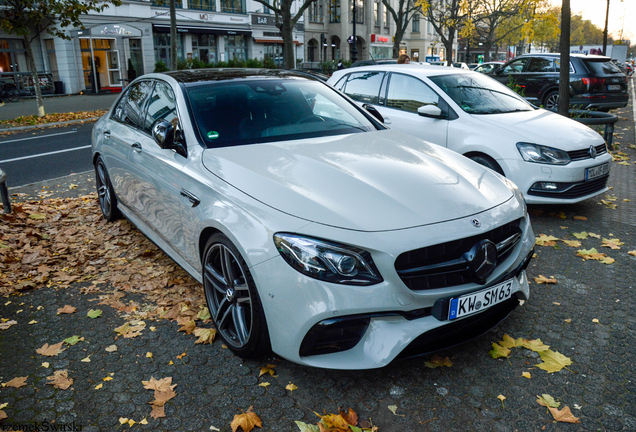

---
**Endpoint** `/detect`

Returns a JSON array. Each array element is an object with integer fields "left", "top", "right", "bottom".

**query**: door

[
  {"left": 523, "top": 56, "right": 557, "bottom": 104},
  {"left": 107, "top": 50, "right": 122, "bottom": 87},
  {"left": 492, "top": 57, "right": 530, "bottom": 87},
  {"left": 377, "top": 73, "right": 448, "bottom": 147}
]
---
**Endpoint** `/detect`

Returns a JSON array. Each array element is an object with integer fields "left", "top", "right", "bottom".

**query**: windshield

[
  {"left": 429, "top": 73, "right": 534, "bottom": 114},
  {"left": 186, "top": 79, "right": 376, "bottom": 148}
]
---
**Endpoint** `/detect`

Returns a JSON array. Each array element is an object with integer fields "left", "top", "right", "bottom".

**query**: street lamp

[{"left": 351, "top": 0, "right": 358, "bottom": 62}]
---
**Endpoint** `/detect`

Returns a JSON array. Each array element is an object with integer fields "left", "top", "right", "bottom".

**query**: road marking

[
  {"left": 0, "top": 130, "right": 77, "bottom": 144},
  {"left": 0, "top": 145, "right": 91, "bottom": 163}
]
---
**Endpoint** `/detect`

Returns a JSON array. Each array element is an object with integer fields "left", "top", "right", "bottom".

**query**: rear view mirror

[
  {"left": 363, "top": 104, "right": 384, "bottom": 123},
  {"left": 417, "top": 105, "right": 446, "bottom": 119},
  {"left": 153, "top": 120, "right": 187, "bottom": 157}
]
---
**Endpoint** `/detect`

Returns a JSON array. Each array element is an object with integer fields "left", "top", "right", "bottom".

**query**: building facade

[{"left": 0, "top": 0, "right": 304, "bottom": 95}]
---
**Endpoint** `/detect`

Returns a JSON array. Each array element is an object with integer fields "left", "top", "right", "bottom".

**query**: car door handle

[
  {"left": 131, "top": 142, "right": 142, "bottom": 153},
  {"left": 180, "top": 189, "right": 200, "bottom": 208},
  {"left": 103, "top": 130, "right": 111, "bottom": 139},
  {"left": 383, "top": 116, "right": 392, "bottom": 124}
]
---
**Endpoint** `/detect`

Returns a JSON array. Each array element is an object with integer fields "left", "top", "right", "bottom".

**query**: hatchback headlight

[
  {"left": 274, "top": 233, "right": 383, "bottom": 286},
  {"left": 516, "top": 143, "right": 570, "bottom": 165}
]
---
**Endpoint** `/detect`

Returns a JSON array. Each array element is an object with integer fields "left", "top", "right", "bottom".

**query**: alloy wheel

[
  {"left": 203, "top": 243, "right": 253, "bottom": 348},
  {"left": 96, "top": 161, "right": 112, "bottom": 217},
  {"left": 545, "top": 92, "right": 559, "bottom": 111}
]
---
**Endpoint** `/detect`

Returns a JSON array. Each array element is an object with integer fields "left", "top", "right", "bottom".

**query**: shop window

[
  {"left": 264, "top": 43, "right": 283, "bottom": 68},
  {"left": 192, "top": 34, "right": 217, "bottom": 63},
  {"left": 45, "top": 39, "right": 59, "bottom": 81},
  {"left": 330, "top": 0, "right": 340, "bottom": 23},
  {"left": 154, "top": 33, "right": 184, "bottom": 67},
  {"left": 224, "top": 35, "right": 247, "bottom": 61},
  {"left": 350, "top": 0, "right": 364, "bottom": 24},
  {"left": 189, "top": 0, "right": 215, "bottom": 10},
  {"left": 221, "top": 0, "right": 245, "bottom": 14},
  {"left": 0, "top": 39, "right": 27, "bottom": 74},
  {"left": 309, "top": 0, "right": 323, "bottom": 23}
]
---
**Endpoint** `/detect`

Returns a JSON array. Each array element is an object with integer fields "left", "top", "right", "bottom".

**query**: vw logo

[
  {"left": 465, "top": 240, "right": 498, "bottom": 284},
  {"left": 589, "top": 145, "right": 597, "bottom": 159},
  {"left": 471, "top": 218, "right": 481, "bottom": 228}
]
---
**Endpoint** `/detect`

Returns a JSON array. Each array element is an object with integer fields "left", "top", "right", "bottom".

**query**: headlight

[
  {"left": 503, "top": 178, "right": 527, "bottom": 217},
  {"left": 516, "top": 143, "right": 570, "bottom": 165},
  {"left": 273, "top": 233, "right": 383, "bottom": 286}
]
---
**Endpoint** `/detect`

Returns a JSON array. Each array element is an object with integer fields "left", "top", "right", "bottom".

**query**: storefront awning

[
  {"left": 253, "top": 38, "right": 303, "bottom": 45},
  {"left": 153, "top": 24, "right": 251, "bottom": 36}
]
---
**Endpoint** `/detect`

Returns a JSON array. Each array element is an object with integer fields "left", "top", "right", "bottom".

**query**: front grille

[
  {"left": 528, "top": 175, "right": 609, "bottom": 199},
  {"left": 567, "top": 144, "right": 607, "bottom": 161},
  {"left": 395, "top": 219, "right": 522, "bottom": 291}
]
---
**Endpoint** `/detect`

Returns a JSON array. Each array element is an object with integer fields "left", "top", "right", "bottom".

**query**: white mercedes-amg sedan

[{"left": 92, "top": 69, "right": 534, "bottom": 369}]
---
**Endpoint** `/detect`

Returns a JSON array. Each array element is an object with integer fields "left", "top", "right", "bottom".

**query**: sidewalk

[{"left": 0, "top": 93, "right": 119, "bottom": 122}]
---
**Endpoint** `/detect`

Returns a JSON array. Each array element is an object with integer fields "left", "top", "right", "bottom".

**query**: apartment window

[
  {"left": 189, "top": 0, "right": 215, "bottom": 10},
  {"left": 412, "top": 14, "right": 420, "bottom": 32},
  {"left": 309, "top": 0, "right": 323, "bottom": 22},
  {"left": 384, "top": 5, "right": 389, "bottom": 28},
  {"left": 330, "top": 0, "right": 341, "bottom": 23},
  {"left": 44, "top": 39, "right": 59, "bottom": 81},
  {"left": 221, "top": 0, "right": 245, "bottom": 13},
  {"left": 350, "top": 0, "right": 364, "bottom": 24},
  {"left": 152, "top": 0, "right": 182, "bottom": 7},
  {"left": 262, "top": 0, "right": 271, "bottom": 13},
  {"left": 374, "top": 1, "right": 379, "bottom": 25}
]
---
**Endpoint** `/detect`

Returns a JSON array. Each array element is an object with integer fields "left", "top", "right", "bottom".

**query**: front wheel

[
  {"left": 543, "top": 91, "right": 559, "bottom": 111},
  {"left": 202, "top": 233, "right": 270, "bottom": 358},
  {"left": 94, "top": 156, "right": 121, "bottom": 222},
  {"left": 468, "top": 154, "right": 505, "bottom": 176}
]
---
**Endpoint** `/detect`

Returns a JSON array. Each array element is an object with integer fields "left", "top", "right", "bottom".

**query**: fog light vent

[{"left": 299, "top": 317, "right": 370, "bottom": 357}]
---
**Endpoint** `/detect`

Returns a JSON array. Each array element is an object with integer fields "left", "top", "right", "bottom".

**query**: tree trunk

[
  {"left": 444, "top": 28, "right": 455, "bottom": 64},
  {"left": 23, "top": 34, "right": 45, "bottom": 118},
  {"left": 558, "top": 0, "right": 570, "bottom": 116},
  {"left": 483, "top": 42, "right": 492, "bottom": 62},
  {"left": 281, "top": 15, "right": 295, "bottom": 69}
]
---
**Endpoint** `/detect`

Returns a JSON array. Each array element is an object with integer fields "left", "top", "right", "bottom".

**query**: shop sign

[
  {"left": 90, "top": 24, "right": 142, "bottom": 37},
  {"left": 160, "top": 10, "right": 249, "bottom": 24},
  {"left": 371, "top": 34, "right": 389, "bottom": 43},
  {"left": 252, "top": 14, "right": 277, "bottom": 26}
]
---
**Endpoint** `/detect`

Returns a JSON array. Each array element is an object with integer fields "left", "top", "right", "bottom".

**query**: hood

[
  {"left": 473, "top": 109, "right": 605, "bottom": 150},
  {"left": 202, "top": 130, "right": 513, "bottom": 231}
]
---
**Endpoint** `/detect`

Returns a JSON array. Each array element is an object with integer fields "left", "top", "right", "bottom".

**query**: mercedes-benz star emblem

[
  {"left": 465, "top": 239, "right": 498, "bottom": 284},
  {"left": 589, "top": 145, "right": 597, "bottom": 159},
  {"left": 471, "top": 218, "right": 481, "bottom": 228}
]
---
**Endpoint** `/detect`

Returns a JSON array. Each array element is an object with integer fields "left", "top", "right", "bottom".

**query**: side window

[
  {"left": 386, "top": 73, "right": 439, "bottom": 113},
  {"left": 343, "top": 71, "right": 385, "bottom": 104},
  {"left": 502, "top": 58, "right": 529, "bottom": 74},
  {"left": 144, "top": 81, "right": 178, "bottom": 134},
  {"left": 333, "top": 75, "right": 348, "bottom": 91},
  {"left": 555, "top": 59, "right": 576, "bottom": 73},
  {"left": 119, "top": 80, "right": 153, "bottom": 129},
  {"left": 527, "top": 57, "right": 554, "bottom": 72}
]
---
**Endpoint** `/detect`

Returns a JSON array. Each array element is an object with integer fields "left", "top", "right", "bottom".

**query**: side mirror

[
  {"left": 363, "top": 104, "right": 384, "bottom": 123},
  {"left": 417, "top": 105, "right": 446, "bottom": 119},
  {"left": 152, "top": 120, "right": 186, "bottom": 157}
]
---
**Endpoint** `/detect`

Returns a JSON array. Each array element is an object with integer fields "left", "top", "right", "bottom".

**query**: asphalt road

[{"left": 0, "top": 124, "right": 94, "bottom": 187}]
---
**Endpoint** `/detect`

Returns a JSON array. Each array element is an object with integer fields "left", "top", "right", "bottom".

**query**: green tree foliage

[
  {"left": 418, "top": 0, "right": 472, "bottom": 64},
  {"left": 0, "top": 0, "right": 122, "bottom": 117},
  {"left": 570, "top": 14, "right": 606, "bottom": 45}
]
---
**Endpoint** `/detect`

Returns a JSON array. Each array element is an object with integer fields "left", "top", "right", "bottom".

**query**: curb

[{"left": 0, "top": 117, "right": 101, "bottom": 132}]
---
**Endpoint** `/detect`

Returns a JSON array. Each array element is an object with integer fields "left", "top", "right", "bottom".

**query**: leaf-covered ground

[{"left": 0, "top": 111, "right": 107, "bottom": 128}]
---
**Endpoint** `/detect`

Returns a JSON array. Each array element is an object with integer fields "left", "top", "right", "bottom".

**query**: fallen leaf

[
  {"left": 105, "top": 345, "right": 118, "bottom": 352},
  {"left": 57, "top": 305, "right": 77, "bottom": 314},
  {"left": 142, "top": 376, "right": 176, "bottom": 393},
  {"left": 387, "top": 405, "right": 405, "bottom": 417},
  {"left": 534, "top": 275, "right": 557, "bottom": 284},
  {"left": 63, "top": 335, "right": 84, "bottom": 345},
  {"left": 127, "top": 419, "right": 136, "bottom": 427},
  {"left": 424, "top": 354, "right": 453, "bottom": 368},
  {"left": 140, "top": 418, "right": 148, "bottom": 425},
  {"left": 535, "top": 234, "right": 559, "bottom": 246},
  {"left": 521, "top": 338, "right": 550, "bottom": 352},
  {"left": 548, "top": 406, "right": 581, "bottom": 423},
  {"left": 193, "top": 327, "right": 216, "bottom": 344},
  {"left": 0, "top": 320, "right": 17, "bottom": 330},
  {"left": 146, "top": 352, "right": 153, "bottom": 358},
  {"left": 46, "top": 370, "right": 73, "bottom": 390},
  {"left": 87, "top": 309, "right": 102, "bottom": 319},
  {"left": 535, "top": 350, "right": 572, "bottom": 373},
  {"left": 592, "top": 318, "right": 600, "bottom": 324},
  {"left": 564, "top": 319, "right": 571, "bottom": 323},
  {"left": 573, "top": 216, "right": 587, "bottom": 221},
  {"left": 231, "top": 406, "right": 262, "bottom": 432},
  {"left": 536, "top": 394, "right": 560, "bottom": 408},
  {"left": 295, "top": 421, "right": 320, "bottom": 432},
  {"left": 29, "top": 213, "right": 46, "bottom": 220},
  {"left": 119, "top": 417, "right": 129, "bottom": 425},
  {"left": 94, "top": 383, "right": 103, "bottom": 390},
  {"left": 81, "top": 355, "right": 91, "bottom": 363},
  {"left": 103, "top": 376, "right": 113, "bottom": 382},
  {"left": 628, "top": 250, "right": 636, "bottom": 256},
  {"left": 497, "top": 394, "right": 506, "bottom": 408},
  {"left": 499, "top": 335, "right": 523, "bottom": 349},
  {"left": 553, "top": 302, "right": 561, "bottom": 306},
  {"left": 589, "top": 233, "right": 601, "bottom": 239},
  {"left": 600, "top": 257, "right": 615, "bottom": 264},
  {"left": 489, "top": 342, "right": 511, "bottom": 358},
  {"left": 28, "top": 320, "right": 37, "bottom": 325},
  {"left": 258, "top": 382, "right": 270, "bottom": 388},
  {"left": 42, "top": 362, "right": 50, "bottom": 368},
  {"left": 4, "top": 376, "right": 28, "bottom": 388},
  {"left": 177, "top": 317, "right": 196, "bottom": 334},
  {"left": 562, "top": 239, "right": 581, "bottom": 247},
  {"left": 572, "top": 232, "right": 589, "bottom": 240},
  {"left": 521, "top": 372, "right": 531, "bottom": 379},
  {"left": 286, "top": 383, "right": 298, "bottom": 392},
  {"left": 573, "top": 404, "right": 582, "bottom": 410},
  {"left": 114, "top": 320, "right": 146, "bottom": 338},
  {"left": 577, "top": 248, "right": 607, "bottom": 261},
  {"left": 196, "top": 307, "right": 211, "bottom": 321},
  {"left": 259, "top": 364, "right": 277, "bottom": 377},
  {"left": 177, "top": 352, "right": 187, "bottom": 360},
  {"left": 601, "top": 238, "right": 623, "bottom": 249},
  {"left": 36, "top": 342, "right": 65, "bottom": 357}
]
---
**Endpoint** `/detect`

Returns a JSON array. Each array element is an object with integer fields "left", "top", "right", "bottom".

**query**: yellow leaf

[
  {"left": 81, "top": 355, "right": 91, "bottom": 363},
  {"left": 259, "top": 364, "right": 277, "bottom": 377},
  {"left": 534, "top": 275, "right": 557, "bottom": 284},
  {"left": 105, "top": 345, "right": 118, "bottom": 352},
  {"left": 589, "top": 232, "right": 601, "bottom": 239},
  {"left": 592, "top": 318, "right": 600, "bottom": 324},
  {"left": 28, "top": 320, "right": 37, "bottom": 325},
  {"left": 572, "top": 232, "right": 589, "bottom": 239},
  {"left": 601, "top": 257, "right": 615, "bottom": 264},
  {"left": 146, "top": 352, "right": 153, "bottom": 358},
  {"left": 573, "top": 216, "right": 587, "bottom": 221},
  {"left": 387, "top": 405, "right": 405, "bottom": 417},
  {"left": 564, "top": 319, "right": 571, "bottom": 323},
  {"left": 535, "top": 350, "right": 572, "bottom": 373},
  {"left": 29, "top": 213, "right": 46, "bottom": 220},
  {"left": 128, "top": 419, "right": 136, "bottom": 427},
  {"left": 119, "top": 418, "right": 129, "bottom": 425},
  {"left": 103, "top": 376, "right": 113, "bottom": 381},
  {"left": 258, "top": 382, "right": 270, "bottom": 388},
  {"left": 177, "top": 352, "right": 187, "bottom": 360},
  {"left": 95, "top": 383, "right": 103, "bottom": 390},
  {"left": 521, "top": 372, "right": 531, "bottom": 379},
  {"left": 193, "top": 327, "right": 216, "bottom": 344},
  {"left": 601, "top": 238, "right": 623, "bottom": 249},
  {"left": 535, "top": 234, "right": 559, "bottom": 246},
  {"left": 499, "top": 334, "right": 523, "bottom": 349},
  {"left": 577, "top": 248, "right": 607, "bottom": 261},
  {"left": 286, "top": 382, "right": 298, "bottom": 392},
  {"left": 139, "top": 418, "right": 148, "bottom": 425},
  {"left": 168, "top": 360, "right": 174, "bottom": 365},
  {"left": 562, "top": 239, "right": 581, "bottom": 247},
  {"left": 489, "top": 342, "right": 510, "bottom": 359},
  {"left": 521, "top": 338, "right": 550, "bottom": 352},
  {"left": 424, "top": 354, "right": 453, "bottom": 368},
  {"left": 42, "top": 362, "right": 50, "bottom": 368},
  {"left": 230, "top": 406, "right": 262, "bottom": 432},
  {"left": 536, "top": 394, "right": 560, "bottom": 408},
  {"left": 628, "top": 250, "right": 636, "bottom": 256}
]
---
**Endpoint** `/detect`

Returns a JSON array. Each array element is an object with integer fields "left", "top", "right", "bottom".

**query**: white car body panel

[{"left": 328, "top": 65, "right": 613, "bottom": 204}]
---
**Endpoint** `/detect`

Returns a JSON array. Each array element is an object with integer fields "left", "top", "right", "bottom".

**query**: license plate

[
  {"left": 607, "top": 85, "right": 621, "bottom": 91},
  {"left": 586, "top": 162, "right": 610, "bottom": 180},
  {"left": 448, "top": 279, "right": 514, "bottom": 320}
]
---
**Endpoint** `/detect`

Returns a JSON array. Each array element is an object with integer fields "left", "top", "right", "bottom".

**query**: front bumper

[
  {"left": 251, "top": 198, "right": 534, "bottom": 369},
  {"left": 501, "top": 152, "right": 613, "bottom": 204}
]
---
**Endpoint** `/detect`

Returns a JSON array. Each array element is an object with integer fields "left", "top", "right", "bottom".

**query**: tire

[
  {"left": 468, "top": 154, "right": 505, "bottom": 176},
  {"left": 5, "top": 88, "right": 19, "bottom": 103},
  {"left": 202, "top": 233, "right": 271, "bottom": 358},
  {"left": 94, "top": 156, "right": 121, "bottom": 222},
  {"left": 543, "top": 91, "right": 559, "bottom": 111}
]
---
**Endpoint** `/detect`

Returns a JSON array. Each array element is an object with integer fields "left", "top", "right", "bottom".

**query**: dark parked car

[
  {"left": 488, "top": 53, "right": 629, "bottom": 111},
  {"left": 350, "top": 59, "right": 397, "bottom": 68}
]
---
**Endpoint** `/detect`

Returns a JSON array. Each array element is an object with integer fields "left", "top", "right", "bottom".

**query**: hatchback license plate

[
  {"left": 448, "top": 279, "right": 514, "bottom": 320},
  {"left": 607, "top": 84, "right": 621, "bottom": 91},
  {"left": 586, "top": 162, "right": 610, "bottom": 180}
]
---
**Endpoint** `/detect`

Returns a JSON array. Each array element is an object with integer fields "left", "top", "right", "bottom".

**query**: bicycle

[{"left": 0, "top": 80, "right": 21, "bottom": 103}]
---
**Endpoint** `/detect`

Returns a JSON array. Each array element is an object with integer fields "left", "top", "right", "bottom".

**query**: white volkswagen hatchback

[
  {"left": 328, "top": 65, "right": 613, "bottom": 204},
  {"left": 92, "top": 69, "right": 534, "bottom": 369}
]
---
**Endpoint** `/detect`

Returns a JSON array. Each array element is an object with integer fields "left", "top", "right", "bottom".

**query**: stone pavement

[{"left": 0, "top": 83, "right": 635, "bottom": 432}]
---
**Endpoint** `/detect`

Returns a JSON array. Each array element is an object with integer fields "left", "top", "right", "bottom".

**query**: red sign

[{"left": 371, "top": 34, "right": 389, "bottom": 43}]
